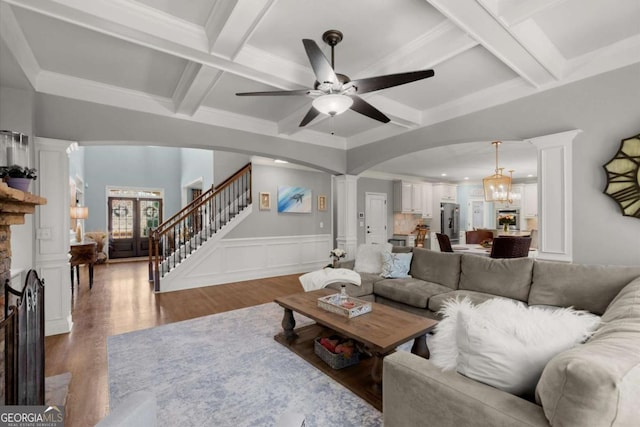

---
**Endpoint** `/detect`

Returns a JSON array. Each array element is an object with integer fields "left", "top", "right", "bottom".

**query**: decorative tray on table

[{"left": 317, "top": 294, "right": 372, "bottom": 318}]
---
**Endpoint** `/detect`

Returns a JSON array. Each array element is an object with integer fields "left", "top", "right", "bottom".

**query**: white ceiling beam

[
  {"left": 565, "top": 34, "right": 640, "bottom": 83},
  {"left": 508, "top": 19, "right": 566, "bottom": 80},
  {"left": 425, "top": 0, "right": 554, "bottom": 87},
  {"left": 204, "top": 0, "right": 239, "bottom": 52},
  {"left": 358, "top": 21, "right": 478, "bottom": 77},
  {"left": 0, "top": 3, "right": 40, "bottom": 88},
  {"left": 234, "top": 45, "right": 314, "bottom": 88},
  {"left": 207, "top": 0, "right": 276, "bottom": 60},
  {"left": 491, "top": 0, "right": 572, "bottom": 26},
  {"left": 3, "top": 0, "right": 307, "bottom": 90},
  {"left": 172, "top": 63, "right": 223, "bottom": 116}
]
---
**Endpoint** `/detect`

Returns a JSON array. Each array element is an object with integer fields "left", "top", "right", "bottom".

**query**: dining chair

[
  {"left": 436, "top": 233, "right": 453, "bottom": 252},
  {"left": 465, "top": 230, "right": 494, "bottom": 244},
  {"left": 490, "top": 236, "right": 532, "bottom": 258}
]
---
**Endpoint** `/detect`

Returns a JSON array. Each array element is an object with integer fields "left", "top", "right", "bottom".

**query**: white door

[
  {"left": 467, "top": 199, "right": 486, "bottom": 230},
  {"left": 365, "top": 192, "right": 387, "bottom": 244}
]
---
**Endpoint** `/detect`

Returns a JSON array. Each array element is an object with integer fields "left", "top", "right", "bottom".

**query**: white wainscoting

[{"left": 160, "top": 234, "right": 332, "bottom": 293}]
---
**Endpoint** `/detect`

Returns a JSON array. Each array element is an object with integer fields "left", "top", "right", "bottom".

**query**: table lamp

[{"left": 70, "top": 206, "right": 89, "bottom": 242}]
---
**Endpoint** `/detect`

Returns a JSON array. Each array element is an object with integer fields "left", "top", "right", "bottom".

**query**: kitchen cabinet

[
  {"left": 422, "top": 183, "right": 433, "bottom": 219},
  {"left": 433, "top": 183, "right": 457, "bottom": 202},
  {"left": 393, "top": 181, "right": 422, "bottom": 213},
  {"left": 523, "top": 183, "right": 538, "bottom": 218}
]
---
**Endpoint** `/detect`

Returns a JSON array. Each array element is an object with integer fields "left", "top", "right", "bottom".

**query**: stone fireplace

[{"left": 0, "top": 183, "right": 46, "bottom": 306}]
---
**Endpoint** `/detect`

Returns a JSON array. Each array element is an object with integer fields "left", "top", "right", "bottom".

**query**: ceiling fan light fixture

[{"left": 312, "top": 94, "right": 353, "bottom": 116}]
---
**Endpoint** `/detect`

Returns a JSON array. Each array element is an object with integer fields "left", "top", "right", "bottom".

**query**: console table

[{"left": 69, "top": 241, "right": 97, "bottom": 293}]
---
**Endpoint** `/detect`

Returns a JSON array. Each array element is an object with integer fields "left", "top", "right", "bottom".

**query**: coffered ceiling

[{"left": 1, "top": 0, "right": 639, "bottom": 180}]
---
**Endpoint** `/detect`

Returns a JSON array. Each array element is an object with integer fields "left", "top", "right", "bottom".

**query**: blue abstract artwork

[{"left": 277, "top": 186, "right": 312, "bottom": 213}]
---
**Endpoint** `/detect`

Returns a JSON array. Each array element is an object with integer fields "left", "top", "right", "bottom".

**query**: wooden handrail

[
  {"left": 148, "top": 162, "right": 252, "bottom": 290},
  {"left": 214, "top": 162, "right": 252, "bottom": 190}
]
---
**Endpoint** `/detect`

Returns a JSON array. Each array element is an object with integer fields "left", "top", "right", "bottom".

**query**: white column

[
  {"left": 334, "top": 175, "right": 358, "bottom": 260},
  {"left": 527, "top": 129, "right": 581, "bottom": 262},
  {"left": 35, "top": 137, "right": 73, "bottom": 335}
]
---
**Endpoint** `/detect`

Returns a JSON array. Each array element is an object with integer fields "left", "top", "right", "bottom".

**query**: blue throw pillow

[{"left": 381, "top": 252, "right": 413, "bottom": 278}]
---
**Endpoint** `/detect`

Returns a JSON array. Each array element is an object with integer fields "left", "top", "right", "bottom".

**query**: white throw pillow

[
  {"left": 454, "top": 298, "right": 600, "bottom": 396},
  {"left": 353, "top": 243, "right": 392, "bottom": 274},
  {"left": 380, "top": 252, "right": 413, "bottom": 278}
]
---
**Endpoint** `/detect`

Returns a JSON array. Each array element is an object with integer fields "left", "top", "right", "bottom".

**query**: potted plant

[{"left": 0, "top": 165, "right": 38, "bottom": 192}]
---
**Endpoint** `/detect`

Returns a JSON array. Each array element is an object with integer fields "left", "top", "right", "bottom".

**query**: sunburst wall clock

[{"left": 603, "top": 134, "right": 640, "bottom": 219}]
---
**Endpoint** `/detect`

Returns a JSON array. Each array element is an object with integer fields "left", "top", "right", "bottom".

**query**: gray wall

[
  {"left": 82, "top": 146, "right": 183, "bottom": 232},
  {"left": 0, "top": 85, "right": 35, "bottom": 270},
  {"left": 225, "top": 164, "right": 332, "bottom": 238},
  {"left": 213, "top": 151, "right": 251, "bottom": 185},
  {"left": 180, "top": 147, "right": 213, "bottom": 191},
  {"left": 357, "top": 177, "right": 394, "bottom": 244}
]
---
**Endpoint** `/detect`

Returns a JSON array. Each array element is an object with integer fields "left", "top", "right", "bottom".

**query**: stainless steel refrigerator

[{"left": 440, "top": 202, "right": 460, "bottom": 244}]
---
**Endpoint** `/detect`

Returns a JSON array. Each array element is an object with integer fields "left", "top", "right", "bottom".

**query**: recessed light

[
  {"left": 274, "top": 159, "right": 288, "bottom": 164},
  {"left": 464, "top": 177, "right": 469, "bottom": 180},
  {"left": 441, "top": 173, "right": 447, "bottom": 177},
  {"left": 527, "top": 174, "right": 533, "bottom": 177}
]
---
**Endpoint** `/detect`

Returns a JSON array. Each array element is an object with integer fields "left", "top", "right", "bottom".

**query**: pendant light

[{"left": 483, "top": 141, "right": 513, "bottom": 203}]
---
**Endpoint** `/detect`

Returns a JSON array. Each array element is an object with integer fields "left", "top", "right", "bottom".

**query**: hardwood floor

[{"left": 45, "top": 261, "right": 303, "bottom": 427}]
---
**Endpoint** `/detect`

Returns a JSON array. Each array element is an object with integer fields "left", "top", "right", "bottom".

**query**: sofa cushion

[
  {"left": 374, "top": 278, "right": 452, "bottom": 309},
  {"left": 529, "top": 261, "right": 640, "bottom": 315},
  {"left": 409, "top": 248, "right": 461, "bottom": 290},
  {"left": 427, "top": 290, "right": 501, "bottom": 313},
  {"left": 325, "top": 272, "right": 378, "bottom": 297},
  {"left": 601, "top": 277, "right": 640, "bottom": 323},
  {"left": 535, "top": 280, "right": 640, "bottom": 426},
  {"left": 459, "top": 255, "right": 533, "bottom": 302},
  {"left": 353, "top": 243, "right": 392, "bottom": 274}
]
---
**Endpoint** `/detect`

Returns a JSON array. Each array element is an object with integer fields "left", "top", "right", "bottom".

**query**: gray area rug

[
  {"left": 45, "top": 372, "right": 71, "bottom": 406},
  {"left": 108, "top": 302, "right": 383, "bottom": 426}
]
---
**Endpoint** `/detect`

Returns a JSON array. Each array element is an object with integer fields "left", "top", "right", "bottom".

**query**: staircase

[{"left": 148, "top": 163, "right": 252, "bottom": 291}]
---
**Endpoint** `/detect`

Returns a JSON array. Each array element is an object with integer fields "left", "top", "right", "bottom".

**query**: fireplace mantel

[{"left": 0, "top": 182, "right": 47, "bottom": 291}]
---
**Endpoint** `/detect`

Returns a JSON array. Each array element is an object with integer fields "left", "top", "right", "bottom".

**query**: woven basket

[{"left": 314, "top": 338, "right": 360, "bottom": 370}]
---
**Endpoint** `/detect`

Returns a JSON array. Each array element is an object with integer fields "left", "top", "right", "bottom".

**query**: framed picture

[
  {"left": 277, "top": 186, "right": 312, "bottom": 213},
  {"left": 318, "top": 195, "right": 327, "bottom": 211},
  {"left": 259, "top": 192, "right": 271, "bottom": 210}
]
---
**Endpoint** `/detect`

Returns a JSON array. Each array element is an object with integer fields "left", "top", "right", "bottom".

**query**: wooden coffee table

[{"left": 274, "top": 289, "right": 438, "bottom": 409}]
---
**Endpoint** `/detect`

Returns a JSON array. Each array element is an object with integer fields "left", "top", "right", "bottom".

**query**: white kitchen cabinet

[
  {"left": 524, "top": 183, "right": 538, "bottom": 218},
  {"left": 421, "top": 183, "right": 433, "bottom": 219},
  {"left": 393, "top": 181, "right": 422, "bottom": 214},
  {"left": 433, "top": 183, "right": 457, "bottom": 202}
]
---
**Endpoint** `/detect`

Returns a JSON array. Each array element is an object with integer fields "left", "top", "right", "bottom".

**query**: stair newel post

[
  {"left": 153, "top": 234, "right": 160, "bottom": 291},
  {"left": 248, "top": 165, "right": 252, "bottom": 205},
  {"left": 148, "top": 229, "right": 154, "bottom": 281}
]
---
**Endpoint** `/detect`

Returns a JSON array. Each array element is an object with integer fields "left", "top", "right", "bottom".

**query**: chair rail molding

[
  {"left": 527, "top": 129, "right": 581, "bottom": 262},
  {"left": 334, "top": 175, "right": 358, "bottom": 259},
  {"left": 35, "top": 137, "right": 73, "bottom": 336}
]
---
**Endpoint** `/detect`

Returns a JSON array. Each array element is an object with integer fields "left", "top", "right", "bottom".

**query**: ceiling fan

[{"left": 236, "top": 30, "right": 435, "bottom": 127}]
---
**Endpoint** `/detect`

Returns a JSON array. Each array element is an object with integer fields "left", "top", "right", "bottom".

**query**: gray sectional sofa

[{"left": 330, "top": 247, "right": 640, "bottom": 427}]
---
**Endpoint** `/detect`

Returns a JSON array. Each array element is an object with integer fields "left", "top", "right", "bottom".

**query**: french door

[{"left": 108, "top": 197, "right": 162, "bottom": 259}]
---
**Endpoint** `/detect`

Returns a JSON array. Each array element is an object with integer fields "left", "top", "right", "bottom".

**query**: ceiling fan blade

[
  {"left": 236, "top": 89, "right": 312, "bottom": 96},
  {"left": 299, "top": 106, "right": 320, "bottom": 127},
  {"left": 349, "top": 95, "right": 390, "bottom": 123},
  {"left": 351, "top": 69, "right": 434, "bottom": 94},
  {"left": 302, "top": 39, "right": 338, "bottom": 85}
]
